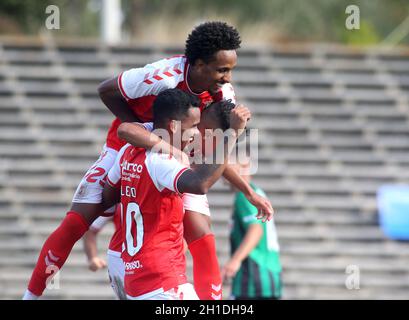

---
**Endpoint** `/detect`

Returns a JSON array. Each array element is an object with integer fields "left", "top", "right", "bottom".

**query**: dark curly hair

[
  {"left": 185, "top": 21, "right": 241, "bottom": 65},
  {"left": 153, "top": 88, "right": 200, "bottom": 127},
  {"left": 205, "top": 99, "right": 236, "bottom": 131}
]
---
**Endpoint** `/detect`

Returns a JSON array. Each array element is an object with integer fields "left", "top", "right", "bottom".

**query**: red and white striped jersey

[
  {"left": 106, "top": 55, "right": 236, "bottom": 151},
  {"left": 106, "top": 143, "right": 190, "bottom": 299}
]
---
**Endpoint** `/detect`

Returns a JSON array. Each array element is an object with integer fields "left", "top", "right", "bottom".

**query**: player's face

[
  {"left": 195, "top": 108, "right": 223, "bottom": 154},
  {"left": 180, "top": 107, "right": 201, "bottom": 149},
  {"left": 198, "top": 50, "right": 237, "bottom": 95}
]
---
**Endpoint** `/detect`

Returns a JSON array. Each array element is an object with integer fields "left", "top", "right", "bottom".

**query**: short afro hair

[
  {"left": 153, "top": 88, "right": 200, "bottom": 127},
  {"left": 206, "top": 99, "right": 236, "bottom": 131},
  {"left": 185, "top": 21, "right": 241, "bottom": 65}
]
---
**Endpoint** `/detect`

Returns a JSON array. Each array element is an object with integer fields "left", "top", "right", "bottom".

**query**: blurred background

[
  {"left": 1, "top": 0, "right": 409, "bottom": 45},
  {"left": 1, "top": 0, "right": 409, "bottom": 299}
]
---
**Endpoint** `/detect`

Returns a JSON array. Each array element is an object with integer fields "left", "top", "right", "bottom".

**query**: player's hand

[
  {"left": 247, "top": 192, "right": 274, "bottom": 222},
  {"left": 88, "top": 256, "right": 107, "bottom": 272},
  {"left": 221, "top": 258, "right": 242, "bottom": 281},
  {"left": 229, "top": 105, "right": 251, "bottom": 134}
]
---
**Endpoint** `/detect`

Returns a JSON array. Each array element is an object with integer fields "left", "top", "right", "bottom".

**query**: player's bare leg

[
  {"left": 23, "top": 146, "right": 118, "bottom": 299},
  {"left": 23, "top": 203, "right": 107, "bottom": 299},
  {"left": 184, "top": 211, "right": 223, "bottom": 300}
]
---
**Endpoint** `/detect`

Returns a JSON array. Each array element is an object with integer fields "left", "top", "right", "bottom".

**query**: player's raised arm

[
  {"left": 118, "top": 122, "right": 188, "bottom": 165},
  {"left": 223, "top": 165, "right": 274, "bottom": 220},
  {"left": 99, "top": 57, "right": 185, "bottom": 123},
  {"left": 117, "top": 122, "right": 156, "bottom": 148},
  {"left": 177, "top": 106, "right": 250, "bottom": 195}
]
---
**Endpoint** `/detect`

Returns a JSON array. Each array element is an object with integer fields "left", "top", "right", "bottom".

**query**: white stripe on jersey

[
  {"left": 144, "top": 151, "right": 189, "bottom": 193},
  {"left": 119, "top": 56, "right": 186, "bottom": 100}
]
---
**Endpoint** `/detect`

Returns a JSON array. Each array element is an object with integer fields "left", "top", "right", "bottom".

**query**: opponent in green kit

[{"left": 222, "top": 157, "right": 282, "bottom": 300}]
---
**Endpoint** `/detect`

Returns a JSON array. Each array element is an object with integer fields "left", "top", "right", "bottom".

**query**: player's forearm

[
  {"left": 83, "top": 230, "right": 99, "bottom": 261},
  {"left": 118, "top": 122, "right": 178, "bottom": 156},
  {"left": 98, "top": 77, "right": 141, "bottom": 123},
  {"left": 231, "top": 224, "right": 263, "bottom": 263},
  {"left": 223, "top": 164, "right": 254, "bottom": 197},
  {"left": 195, "top": 130, "right": 240, "bottom": 188},
  {"left": 118, "top": 122, "right": 159, "bottom": 149}
]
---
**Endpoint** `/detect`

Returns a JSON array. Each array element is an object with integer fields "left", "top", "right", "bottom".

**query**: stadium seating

[{"left": 1, "top": 37, "right": 409, "bottom": 299}]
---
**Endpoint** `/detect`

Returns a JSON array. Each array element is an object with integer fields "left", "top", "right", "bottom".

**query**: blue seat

[{"left": 377, "top": 185, "right": 409, "bottom": 240}]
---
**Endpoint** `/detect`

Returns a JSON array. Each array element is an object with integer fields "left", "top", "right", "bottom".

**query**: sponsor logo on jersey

[
  {"left": 125, "top": 260, "right": 143, "bottom": 271},
  {"left": 121, "top": 160, "right": 143, "bottom": 174},
  {"left": 121, "top": 160, "right": 143, "bottom": 180}
]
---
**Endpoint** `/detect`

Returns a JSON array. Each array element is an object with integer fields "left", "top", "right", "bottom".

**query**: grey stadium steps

[{"left": 1, "top": 39, "right": 409, "bottom": 299}]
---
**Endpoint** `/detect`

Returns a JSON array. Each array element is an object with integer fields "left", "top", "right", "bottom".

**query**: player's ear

[
  {"left": 169, "top": 119, "right": 177, "bottom": 134},
  {"left": 194, "top": 59, "right": 207, "bottom": 71}
]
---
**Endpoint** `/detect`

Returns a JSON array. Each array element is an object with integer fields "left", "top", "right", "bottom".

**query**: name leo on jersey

[{"left": 121, "top": 186, "right": 137, "bottom": 198}]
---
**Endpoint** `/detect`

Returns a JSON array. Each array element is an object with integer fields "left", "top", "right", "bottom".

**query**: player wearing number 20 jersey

[
  {"left": 106, "top": 145, "right": 194, "bottom": 299},
  {"left": 101, "top": 88, "right": 247, "bottom": 300},
  {"left": 23, "top": 22, "right": 244, "bottom": 300}
]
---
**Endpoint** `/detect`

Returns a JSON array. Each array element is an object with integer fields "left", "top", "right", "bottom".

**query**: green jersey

[{"left": 230, "top": 183, "right": 282, "bottom": 299}]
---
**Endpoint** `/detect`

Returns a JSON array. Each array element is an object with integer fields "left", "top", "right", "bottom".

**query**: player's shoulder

[
  {"left": 143, "top": 55, "right": 186, "bottom": 89},
  {"left": 146, "top": 150, "right": 176, "bottom": 164},
  {"left": 119, "top": 144, "right": 146, "bottom": 163},
  {"left": 119, "top": 143, "right": 132, "bottom": 155},
  {"left": 152, "top": 55, "right": 186, "bottom": 68}
]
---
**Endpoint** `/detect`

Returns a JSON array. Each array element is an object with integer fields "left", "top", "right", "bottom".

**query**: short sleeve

[
  {"left": 145, "top": 151, "right": 189, "bottom": 193},
  {"left": 90, "top": 216, "right": 113, "bottom": 232},
  {"left": 118, "top": 57, "right": 185, "bottom": 100},
  {"left": 182, "top": 193, "right": 210, "bottom": 216},
  {"left": 141, "top": 122, "right": 154, "bottom": 132}
]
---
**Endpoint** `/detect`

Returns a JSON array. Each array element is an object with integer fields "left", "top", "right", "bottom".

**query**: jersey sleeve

[
  {"left": 118, "top": 57, "right": 185, "bottom": 100},
  {"left": 107, "top": 144, "right": 130, "bottom": 188},
  {"left": 145, "top": 151, "right": 189, "bottom": 193},
  {"left": 90, "top": 216, "right": 113, "bottom": 232},
  {"left": 141, "top": 122, "right": 154, "bottom": 132}
]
